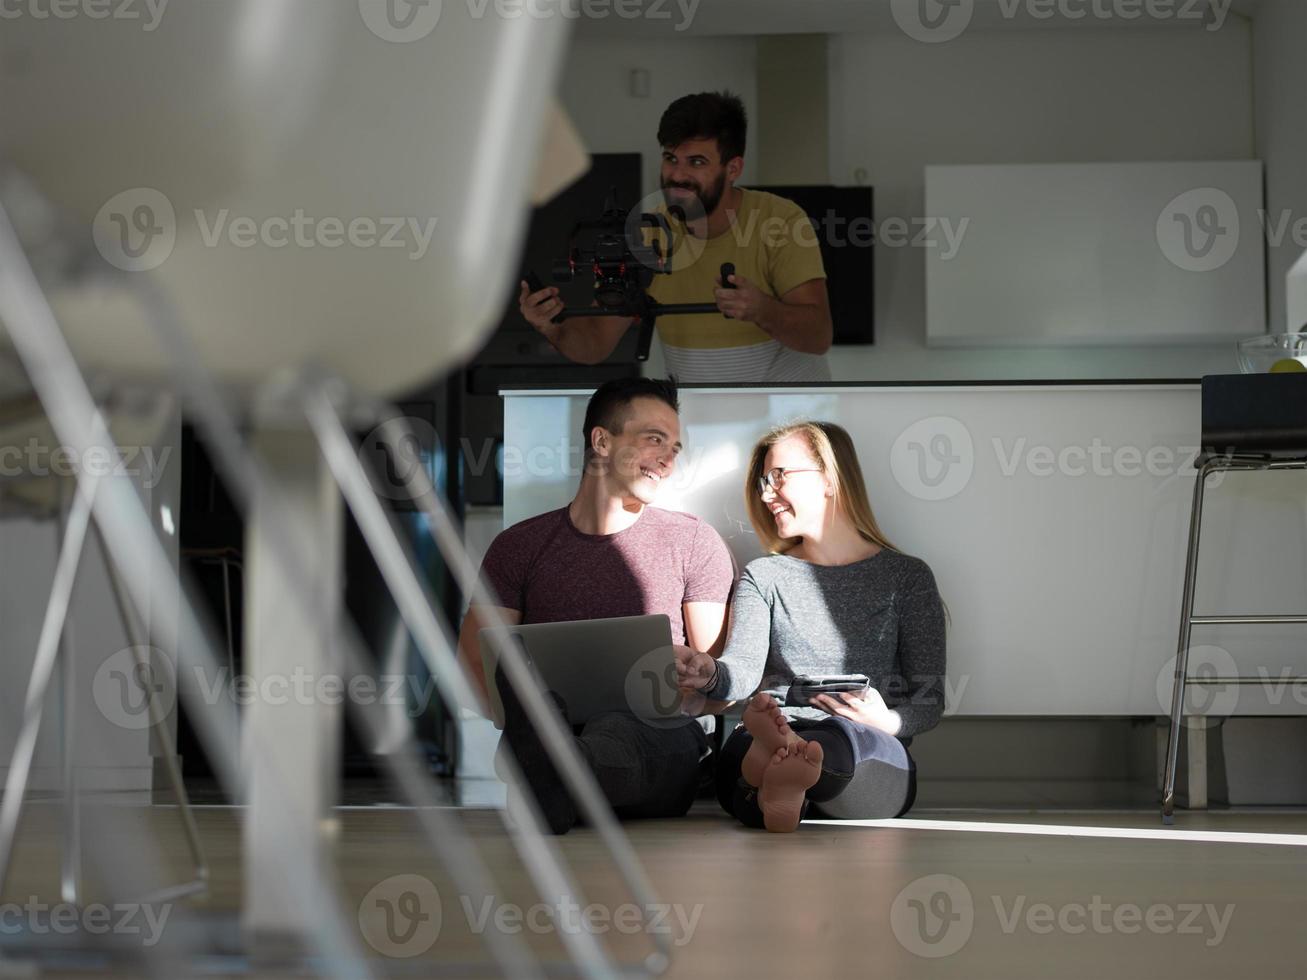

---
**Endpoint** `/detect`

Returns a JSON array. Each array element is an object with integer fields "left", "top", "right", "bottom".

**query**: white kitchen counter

[{"left": 501, "top": 383, "right": 1307, "bottom": 719}]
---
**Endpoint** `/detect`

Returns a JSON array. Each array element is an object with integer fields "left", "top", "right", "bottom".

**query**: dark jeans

[
  {"left": 715, "top": 716, "right": 917, "bottom": 829},
  {"left": 495, "top": 661, "right": 707, "bottom": 832},
  {"left": 577, "top": 712, "right": 708, "bottom": 819},
  {"left": 497, "top": 708, "right": 707, "bottom": 826}
]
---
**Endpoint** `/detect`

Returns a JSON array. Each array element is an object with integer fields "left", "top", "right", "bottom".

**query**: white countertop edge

[{"left": 499, "top": 383, "right": 1204, "bottom": 397}]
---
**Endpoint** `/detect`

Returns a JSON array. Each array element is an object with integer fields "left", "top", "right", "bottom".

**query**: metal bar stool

[{"left": 1162, "top": 373, "right": 1307, "bottom": 823}]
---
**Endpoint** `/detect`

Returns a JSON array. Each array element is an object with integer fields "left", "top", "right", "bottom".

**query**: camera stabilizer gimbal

[{"left": 525, "top": 194, "right": 736, "bottom": 362}]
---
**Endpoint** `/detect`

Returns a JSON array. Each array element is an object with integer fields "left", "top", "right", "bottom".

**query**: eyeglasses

[{"left": 758, "top": 467, "right": 822, "bottom": 495}]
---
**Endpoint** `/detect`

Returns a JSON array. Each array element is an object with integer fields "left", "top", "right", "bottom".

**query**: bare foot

[
  {"left": 758, "top": 740, "right": 823, "bottom": 833},
  {"left": 741, "top": 693, "right": 795, "bottom": 787}
]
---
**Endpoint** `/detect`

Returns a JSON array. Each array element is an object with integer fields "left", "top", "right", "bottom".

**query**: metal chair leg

[
  {"left": 58, "top": 567, "right": 80, "bottom": 907},
  {"left": 0, "top": 477, "right": 96, "bottom": 899},
  {"left": 304, "top": 387, "right": 625, "bottom": 980},
  {"left": 97, "top": 524, "right": 209, "bottom": 899},
  {"left": 0, "top": 202, "right": 375, "bottom": 976},
  {"left": 167, "top": 388, "right": 555, "bottom": 979},
  {"left": 354, "top": 398, "right": 678, "bottom": 977},
  {"left": 55, "top": 477, "right": 82, "bottom": 907},
  {"left": 119, "top": 284, "right": 556, "bottom": 975},
  {"left": 223, "top": 561, "right": 236, "bottom": 664},
  {"left": 1162, "top": 459, "right": 1218, "bottom": 824},
  {"left": 218, "top": 557, "right": 240, "bottom": 762},
  {"left": 183, "top": 552, "right": 243, "bottom": 760}
]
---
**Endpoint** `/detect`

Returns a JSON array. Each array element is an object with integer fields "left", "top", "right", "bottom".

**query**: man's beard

[{"left": 661, "top": 171, "right": 726, "bottom": 222}]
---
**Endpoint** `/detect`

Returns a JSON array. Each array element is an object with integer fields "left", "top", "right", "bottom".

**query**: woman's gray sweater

[{"left": 705, "top": 549, "right": 947, "bottom": 739}]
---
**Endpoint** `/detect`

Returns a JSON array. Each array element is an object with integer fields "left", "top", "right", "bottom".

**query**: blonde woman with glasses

[{"left": 678, "top": 421, "right": 946, "bottom": 832}]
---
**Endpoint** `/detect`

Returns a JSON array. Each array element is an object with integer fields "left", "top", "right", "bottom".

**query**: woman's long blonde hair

[{"left": 745, "top": 420, "right": 899, "bottom": 556}]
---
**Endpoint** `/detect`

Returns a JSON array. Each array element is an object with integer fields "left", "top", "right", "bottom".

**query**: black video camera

[
  {"left": 549, "top": 194, "right": 672, "bottom": 311},
  {"left": 526, "top": 191, "right": 736, "bottom": 362}
]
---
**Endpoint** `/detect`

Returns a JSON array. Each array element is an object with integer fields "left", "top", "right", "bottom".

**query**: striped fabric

[{"left": 662, "top": 339, "right": 832, "bottom": 384}]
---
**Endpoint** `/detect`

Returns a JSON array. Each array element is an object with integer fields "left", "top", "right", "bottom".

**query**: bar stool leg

[{"left": 1162, "top": 459, "right": 1218, "bottom": 824}]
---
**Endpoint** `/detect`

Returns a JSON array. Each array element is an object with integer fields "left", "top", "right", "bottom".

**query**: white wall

[
  {"left": 558, "top": 37, "right": 759, "bottom": 205},
  {"left": 756, "top": 35, "right": 828, "bottom": 184},
  {"left": 557, "top": 26, "right": 1263, "bottom": 381},
  {"left": 1254, "top": 0, "right": 1307, "bottom": 334},
  {"left": 828, "top": 24, "right": 1259, "bottom": 380}
]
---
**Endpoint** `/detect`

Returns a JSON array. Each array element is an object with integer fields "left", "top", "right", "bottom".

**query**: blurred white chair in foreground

[{"left": 0, "top": 3, "right": 665, "bottom": 977}]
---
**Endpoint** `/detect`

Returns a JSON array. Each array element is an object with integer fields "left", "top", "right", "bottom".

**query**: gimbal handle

[{"left": 527, "top": 263, "right": 737, "bottom": 363}]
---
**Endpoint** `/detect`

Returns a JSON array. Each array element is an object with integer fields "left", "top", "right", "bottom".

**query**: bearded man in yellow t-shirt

[{"left": 519, "top": 91, "right": 833, "bottom": 383}]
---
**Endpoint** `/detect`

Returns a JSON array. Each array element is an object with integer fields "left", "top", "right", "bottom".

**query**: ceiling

[{"left": 574, "top": 0, "right": 1263, "bottom": 39}]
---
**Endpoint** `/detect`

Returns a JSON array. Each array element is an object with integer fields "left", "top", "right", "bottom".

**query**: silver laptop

[{"left": 478, "top": 615, "right": 681, "bottom": 730}]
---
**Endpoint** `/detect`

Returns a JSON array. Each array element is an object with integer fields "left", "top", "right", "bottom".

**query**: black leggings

[{"left": 715, "top": 717, "right": 917, "bottom": 828}]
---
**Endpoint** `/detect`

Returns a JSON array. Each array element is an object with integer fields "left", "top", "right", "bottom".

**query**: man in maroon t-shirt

[{"left": 457, "top": 377, "right": 735, "bottom": 834}]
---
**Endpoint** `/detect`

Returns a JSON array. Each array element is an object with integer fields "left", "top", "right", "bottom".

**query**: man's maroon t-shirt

[{"left": 478, "top": 506, "right": 736, "bottom": 644}]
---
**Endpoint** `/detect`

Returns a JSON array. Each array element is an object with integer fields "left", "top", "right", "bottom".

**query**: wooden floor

[{"left": 3, "top": 800, "right": 1306, "bottom": 978}]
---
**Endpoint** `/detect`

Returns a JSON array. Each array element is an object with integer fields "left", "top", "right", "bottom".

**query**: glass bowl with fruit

[{"left": 1238, "top": 334, "right": 1307, "bottom": 374}]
